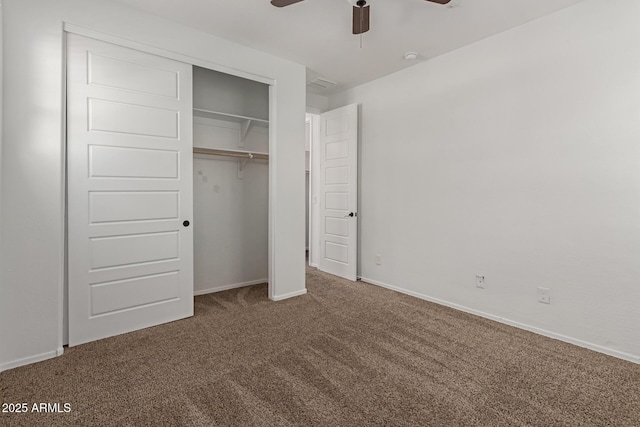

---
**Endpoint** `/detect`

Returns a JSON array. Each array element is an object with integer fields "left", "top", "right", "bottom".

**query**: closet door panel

[
  {"left": 90, "top": 272, "right": 180, "bottom": 317},
  {"left": 89, "top": 191, "right": 179, "bottom": 223},
  {"left": 87, "top": 259, "right": 181, "bottom": 285},
  {"left": 88, "top": 99, "right": 179, "bottom": 138},
  {"left": 88, "top": 52, "right": 179, "bottom": 98},
  {"left": 67, "top": 33, "right": 193, "bottom": 346},
  {"left": 89, "top": 231, "right": 179, "bottom": 270},
  {"left": 89, "top": 145, "right": 179, "bottom": 179}
]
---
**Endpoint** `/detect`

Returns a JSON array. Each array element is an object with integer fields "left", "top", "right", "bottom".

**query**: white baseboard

[
  {"left": 359, "top": 276, "right": 640, "bottom": 365},
  {"left": 271, "top": 288, "right": 307, "bottom": 301},
  {"left": 309, "top": 262, "right": 318, "bottom": 268},
  {"left": 194, "top": 278, "right": 268, "bottom": 296},
  {"left": 0, "top": 347, "right": 63, "bottom": 373}
]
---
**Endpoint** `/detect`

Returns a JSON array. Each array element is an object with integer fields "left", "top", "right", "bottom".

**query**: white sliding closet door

[
  {"left": 319, "top": 104, "right": 358, "bottom": 281},
  {"left": 67, "top": 34, "right": 193, "bottom": 346}
]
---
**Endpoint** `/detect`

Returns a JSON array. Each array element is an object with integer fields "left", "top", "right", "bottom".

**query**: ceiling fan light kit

[{"left": 271, "top": 0, "right": 451, "bottom": 35}]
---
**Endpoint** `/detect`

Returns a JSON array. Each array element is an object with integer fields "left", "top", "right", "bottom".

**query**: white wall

[
  {"left": 193, "top": 156, "right": 269, "bottom": 294},
  {"left": 194, "top": 66, "right": 269, "bottom": 121},
  {"left": 306, "top": 92, "right": 329, "bottom": 114},
  {"left": 329, "top": 0, "right": 640, "bottom": 362},
  {"left": 0, "top": 0, "right": 306, "bottom": 371}
]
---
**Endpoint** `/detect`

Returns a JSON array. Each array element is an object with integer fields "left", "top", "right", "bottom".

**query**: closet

[
  {"left": 192, "top": 66, "right": 270, "bottom": 295},
  {"left": 66, "top": 35, "right": 273, "bottom": 346}
]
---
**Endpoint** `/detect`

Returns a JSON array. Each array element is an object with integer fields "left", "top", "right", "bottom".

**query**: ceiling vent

[{"left": 307, "top": 77, "right": 337, "bottom": 90}]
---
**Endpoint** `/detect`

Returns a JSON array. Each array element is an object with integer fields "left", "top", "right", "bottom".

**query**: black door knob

[{"left": 183, "top": 220, "right": 190, "bottom": 227}]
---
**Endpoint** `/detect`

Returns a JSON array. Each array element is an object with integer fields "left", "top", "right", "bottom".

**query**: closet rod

[{"left": 193, "top": 147, "right": 269, "bottom": 160}]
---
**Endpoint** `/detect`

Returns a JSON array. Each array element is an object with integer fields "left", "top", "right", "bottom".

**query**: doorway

[{"left": 306, "top": 105, "right": 358, "bottom": 281}]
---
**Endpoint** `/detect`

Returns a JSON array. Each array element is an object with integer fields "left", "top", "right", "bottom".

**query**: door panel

[
  {"left": 89, "top": 192, "right": 179, "bottom": 223},
  {"left": 90, "top": 272, "right": 180, "bottom": 316},
  {"left": 319, "top": 104, "right": 358, "bottom": 281},
  {"left": 67, "top": 34, "right": 193, "bottom": 346},
  {"left": 89, "top": 146, "right": 179, "bottom": 178},
  {"left": 89, "top": 232, "right": 179, "bottom": 269},
  {"left": 88, "top": 99, "right": 179, "bottom": 138},
  {"left": 325, "top": 217, "right": 349, "bottom": 237},
  {"left": 88, "top": 53, "right": 180, "bottom": 98}
]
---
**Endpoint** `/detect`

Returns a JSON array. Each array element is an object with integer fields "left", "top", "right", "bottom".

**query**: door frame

[
  {"left": 62, "top": 23, "right": 279, "bottom": 344},
  {"left": 306, "top": 112, "right": 321, "bottom": 268}
]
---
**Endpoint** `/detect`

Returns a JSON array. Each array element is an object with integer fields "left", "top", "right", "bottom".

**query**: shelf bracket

[
  {"left": 237, "top": 152, "right": 254, "bottom": 179},
  {"left": 239, "top": 119, "right": 252, "bottom": 147}
]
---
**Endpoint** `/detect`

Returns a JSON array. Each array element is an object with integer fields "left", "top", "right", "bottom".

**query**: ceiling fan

[{"left": 271, "top": 0, "right": 451, "bottom": 35}]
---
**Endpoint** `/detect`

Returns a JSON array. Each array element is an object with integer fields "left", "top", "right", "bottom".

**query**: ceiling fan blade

[
  {"left": 271, "top": 0, "right": 304, "bottom": 7},
  {"left": 352, "top": 5, "right": 370, "bottom": 35},
  {"left": 425, "top": 0, "right": 451, "bottom": 4}
]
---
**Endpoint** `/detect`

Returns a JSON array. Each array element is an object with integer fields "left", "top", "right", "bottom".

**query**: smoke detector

[{"left": 403, "top": 52, "right": 418, "bottom": 61}]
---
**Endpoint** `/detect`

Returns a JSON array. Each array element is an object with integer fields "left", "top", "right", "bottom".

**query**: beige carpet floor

[{"left": 1, "top": 267, "right": 639, "bottom": 426}]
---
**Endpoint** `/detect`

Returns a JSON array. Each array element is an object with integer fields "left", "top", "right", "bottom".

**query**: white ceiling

[{"left": 111, "top": 0, "right": 584, "bottom": 95}]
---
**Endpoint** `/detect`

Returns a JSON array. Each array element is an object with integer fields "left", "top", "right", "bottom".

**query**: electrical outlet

[
  {"left": 537, "top": 287, "right": 551, "bottom": 304},
  {"left": 375, "top": 254, "right": 382, "bottom": 265},
  {"left": 475, "top": 275, "right": 485, "bottom": 289}
]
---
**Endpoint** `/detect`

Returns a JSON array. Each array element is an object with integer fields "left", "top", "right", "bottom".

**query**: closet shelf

[
  {"left": 194, "top": 108, "right": 268, "bottom": 141},
  {"left": 193, "top": 108, "right": 269, "bottom": 125},
  {"left": 193, "top": 147, "right": 269, "bottom": 160}
]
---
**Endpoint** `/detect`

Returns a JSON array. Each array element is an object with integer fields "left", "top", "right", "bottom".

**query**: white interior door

[
  {"left": 67, "top": 34, "right": 193, "bottom": 346},
  {"left": 319, "top": 104, "right": 358, "bottom": 281}
]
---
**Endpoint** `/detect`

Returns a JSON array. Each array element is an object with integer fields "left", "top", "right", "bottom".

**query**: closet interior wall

[{"left": 192, "top": 66, "right": 269, "bottom": 295}]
